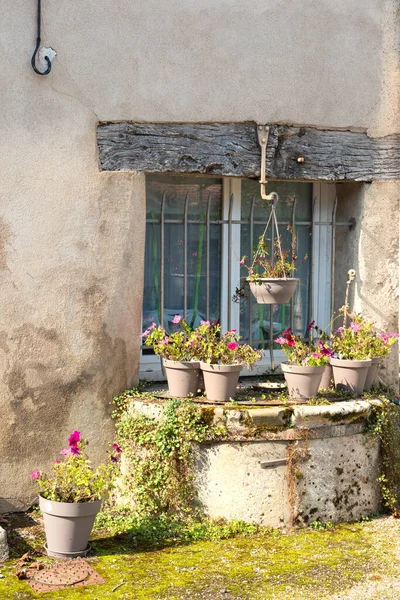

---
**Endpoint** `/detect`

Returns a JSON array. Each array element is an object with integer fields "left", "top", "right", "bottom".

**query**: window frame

[{"left": 140, "top": 177, "right": 336, "bottom": 381}]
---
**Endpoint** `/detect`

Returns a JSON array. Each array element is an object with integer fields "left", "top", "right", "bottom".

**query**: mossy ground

[{"left": 1, "top": 512, "right": 399, "bottom": 600}]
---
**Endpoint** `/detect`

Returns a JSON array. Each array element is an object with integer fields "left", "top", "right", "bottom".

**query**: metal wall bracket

[
  {"left": 257, "top": 124, "right": 277, "bottom": 201},
  {"left": 260, "top": 458, "right": 287, "bottom": 469}
]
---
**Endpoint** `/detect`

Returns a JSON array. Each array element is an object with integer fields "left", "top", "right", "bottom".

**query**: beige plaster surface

[{"left": 0, "top": 1, "right": 398, "bottom": 507}]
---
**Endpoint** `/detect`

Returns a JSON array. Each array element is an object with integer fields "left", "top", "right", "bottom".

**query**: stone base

[
  {"left": 0, "top": 527, "right": 9, "bottom": 562},
  {"left": 122, "top": 398, "right": 382, "bottom": 527}
]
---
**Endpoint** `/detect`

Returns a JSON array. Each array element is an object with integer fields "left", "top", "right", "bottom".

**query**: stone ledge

[{"left": 290, "top": 400, "right": 378, "bottom": 428}]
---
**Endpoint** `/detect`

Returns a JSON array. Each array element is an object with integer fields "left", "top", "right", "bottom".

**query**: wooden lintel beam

[{"left": 97, "top": 122, "right": 400, "bottom": 182}]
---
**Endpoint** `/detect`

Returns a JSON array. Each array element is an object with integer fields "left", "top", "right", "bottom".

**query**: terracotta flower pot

[
  {"left": 163, "top": 359, "right": 202, "bottom": 397},
  {"left": 330, "top": 357, "right": 372, "bottom": 394},
  {"left": 364, "top": 357, "right": 381, "bottom": 391},
  {"left": 39, "top": 495, "right": 101, "bottom": 558},
  {"left": 281, "top": 363, "right": 325, "bottom": 399},
  {"left": 200, "top": 362, "right": 242, "bottom": 402},
  {"left": 247, "top": 278, "right": 299, "bottom": 305},
  {"left": 319, "top": 364, "right": 334, "bottom": 391}
]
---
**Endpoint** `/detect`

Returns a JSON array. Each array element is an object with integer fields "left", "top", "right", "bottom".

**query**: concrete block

[
  {"left": 291, "top": 400, "right": 372, "bottom": 428},
  {"left": 0, "top": 527, "right": 8, "bottom": 562}
]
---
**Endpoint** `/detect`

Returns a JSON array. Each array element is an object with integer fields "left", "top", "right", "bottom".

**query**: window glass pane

[
  {"left": 239, "top": 180, "right": 312, "bottom": 347},
  {"left": 143, "top": 176, "right": 222, "bottom": 338}
]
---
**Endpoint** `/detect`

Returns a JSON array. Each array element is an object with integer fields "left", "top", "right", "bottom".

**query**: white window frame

[{"left": 140, "top": 178, "right": 336, "bottom": 381}]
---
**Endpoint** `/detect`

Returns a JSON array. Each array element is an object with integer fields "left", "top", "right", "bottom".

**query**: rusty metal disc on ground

[{"left": 33, "top": 561, "right": 90, "bottom": 585}]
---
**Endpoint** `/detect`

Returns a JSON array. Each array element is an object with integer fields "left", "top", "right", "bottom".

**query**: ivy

[
  {"left": 368, "top": 394, "right": 400, "bottom": 516},
  {"left": 113, "top": 395, "right": 219, "bottom": 519}
]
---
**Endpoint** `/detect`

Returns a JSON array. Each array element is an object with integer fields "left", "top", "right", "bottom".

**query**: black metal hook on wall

[{"left": 31, "top": 0, "right": 52, "bottom": 75}]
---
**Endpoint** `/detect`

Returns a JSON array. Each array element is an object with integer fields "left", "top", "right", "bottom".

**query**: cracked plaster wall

[{"left": 0, "top": 0, "right": 399, "bottom": 507}]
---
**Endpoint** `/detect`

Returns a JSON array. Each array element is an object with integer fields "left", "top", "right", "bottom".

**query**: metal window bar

[{"left": 142, "top": 193, "right": 346, "bottom": 353}]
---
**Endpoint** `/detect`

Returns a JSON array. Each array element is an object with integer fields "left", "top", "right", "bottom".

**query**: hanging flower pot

[
  {"left": 247, "top": 278, "right": 299, "bottom": 305},
  {"left": 281, "top": 363, "right": 325, "bottom": 399},
  {"left": 330, "top": 358, "right": 371, "bottom": 394},
  {"left": 363, "top": 357, "right": 381, "bottom": 391},
  {"left": 163, "top": 358, "right": 202, "bottom": 397},
  {"left": 200, "top": 362, "right": 243, "bottom": 402}
]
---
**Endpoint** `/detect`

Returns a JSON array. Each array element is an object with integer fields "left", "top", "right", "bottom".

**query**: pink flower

[
  {"left": 200, "top": 320, "right": 210, "bottom": 325},
  {"left": 29, "top": 469, "right": 40, "bottom": 480},
  {"left": 141, "top": 329, "right": 150, "bottom": 338},
  {"left": 312, "top": 352, "right": 321, "bottom": 358},
  {"left": 240, "top": 258, "right": 245, "bottom": 265},
  {"left": 68, "top": 431, "right": 81, "bottom": 446},
  {"left": 349, "top": 322, "right": 361, "bottom": 333},
  {"left": 60, "top": 448, "right": 69, "bottom": 455},
  {"left": 149, "top": 322, "right": 157, "bottom": 330},
  {"left": 226, "top": 329, "right": 237, "bottom": 334},
  {"left": 334, "top": 327, "right": 344, "bottom": 333},
  {"left": 227, "top": 342, "right": 238, "bottom": 351},
  {"left": 112, "top": 443, "right": 122, "bottom": 454},
  {"left": 172, "top": 315, "right": 182, "bottom": 324},
  {"left": 307, "top": 321, "right": 315, "bottom": 332},
  {"left": 160, "top": 336, "right": 169, "bottom": 345},
  {"left": 53, "top": 459, "right": 61, "bottom": 464},
  {"left": 275, "top": 337, "right": 288, "bottom": 345}
]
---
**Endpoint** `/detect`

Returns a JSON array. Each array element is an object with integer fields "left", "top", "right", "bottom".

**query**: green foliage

[
  {"left": 191, "top": 322, "right": 263, "bottom": 366},
  {"left": 114, "top": 398, "right": 219, "bottom": 519},
  {"left": 31, "top": 435, "right": 120, "bottom": 503},
  {"left": 142, "top": 317, "right": 195, "bottom": 361},
  {"left": 309, "top": 520, "right": 334, "bottom": 531},
  {"left": 275, "top": 325, "right": 331, "bottom": 366},
  {"left": 368, "top": 397, "right": 400, "bottom": 516},
  {"left": 244, "top": 232, "right": 298, "bottom": 280}
]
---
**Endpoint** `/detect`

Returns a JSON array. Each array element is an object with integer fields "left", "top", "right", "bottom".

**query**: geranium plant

[
  {"left": 275, "top": 323, "right": 332, "bottom": 366},
  {"left": 191, "top": 322, "right": 263, "bottom": 367},
  {"left": 30, "top": 431, "right": 121, "bottom": 503},
  {"left": 142, "top": 316, "right": 196, "bottom": 361}
]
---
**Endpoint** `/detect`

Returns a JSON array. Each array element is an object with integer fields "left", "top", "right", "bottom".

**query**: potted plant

[
  {"left": 142, "top": 316, "right": 203, "bottom": 397},
  {"left": 330, "top": 313, "right": 373, "bottom": 394},
  {"left": 192, "top": 322, "right": 263, "bottom": 401},
  {"left": 236, "top": 228, "right": 304, "bottom": 304},
  {"left": 30, "top": 431, "right": 120, "bottom": 558},
  {"left": 275, "top": 323, "right": 331, "bottom": 399},
  {"left": 363, "top": 329, "right": 399, "bottom": 390}
]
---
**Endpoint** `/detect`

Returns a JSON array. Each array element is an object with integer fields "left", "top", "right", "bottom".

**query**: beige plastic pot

[
  {"left": 247, "top": 278, "right": 299, "bottom": 304},
  {"left": 200, "top": 363, "right": 242, "bottom": 402},
  {"left": 319, "top": 364, "right": 334, "bottom": 391},
  {"left": 39, "top": 495, "right": 101, "bottom": 558},
  {"left": 330, "top": 357, "right": 371, "bottom": 394},
  {"left": 281, "top": 363, "right": 325, "bottom": 399},
  {"left": 163, "top": 359, "right": 202, "bottom": 397},
  {"left": 364, "top": 357, "right": 381, "bottom": 391}
]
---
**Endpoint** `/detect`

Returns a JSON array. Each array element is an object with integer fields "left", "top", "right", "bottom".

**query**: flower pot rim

[
  {"left": 162, "top": 358, "right": 200, "bottom": 368},
  {"left": 200, "top": 362, "right": 243, "bottom": 372},
  {"left": 330, "top": 357, "right": 372, "bottom": 367},
  {"left": 246, "top": 277, "right": 300, "bottom": 283},
  {"left": 281, "top": 363, "right": 326, "bottom": 374},
  {"left": 39, "top": 494, "right": 102, "bottom": 507}
]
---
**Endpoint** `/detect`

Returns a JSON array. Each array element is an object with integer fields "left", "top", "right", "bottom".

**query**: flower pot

[
  {"left": 163, "top": 359, "right": 202, "bottom": 397},
  {"left": 330, "top": 358, "right": 372, "bottom": 394},
  {"left": 364, "top": 357, "right": 381, "bottom": 391},
  {"left": 39, "top": 495, "right": 101, "bottom": 558},
  {"left": 281, "top": 363, "right": 325, "bottom": 399},
  {"left": 247, "top": 278, "right": 299, "bottom": 304},
  {"left": 200, "top": 362, "right": 242, "bottom": 402},
  {"left": 319, "top": 364, "right": 334, "bottom": 391}
]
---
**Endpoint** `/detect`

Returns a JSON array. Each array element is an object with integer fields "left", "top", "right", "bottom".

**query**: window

[{"left": 141, "top": 175, "right": 335, "bottom": 380}]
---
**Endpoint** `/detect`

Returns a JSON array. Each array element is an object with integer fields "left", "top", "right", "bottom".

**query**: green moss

[{"left": 0, "top": 520, "right": 398, "bottom": 600}]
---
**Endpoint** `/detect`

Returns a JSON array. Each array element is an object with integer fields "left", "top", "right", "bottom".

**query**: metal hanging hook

[
  {"left": 31, "top": 0, "right": 52, "bottom": 76},
  {"left": 257, "top": 125, "right": 278, "bottom": 201}
]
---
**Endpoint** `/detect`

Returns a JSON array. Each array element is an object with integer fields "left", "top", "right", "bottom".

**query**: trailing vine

[
  {"left": 368, "top": 395, "right": 400, "bottom": 516},
  {"left": 113, "top": 394, "right": 219, "bottom": 519}
]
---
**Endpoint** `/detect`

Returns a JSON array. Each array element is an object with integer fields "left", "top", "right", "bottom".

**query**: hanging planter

[{"left": 247, "top": 278, "right": 299, "bottom": 305}]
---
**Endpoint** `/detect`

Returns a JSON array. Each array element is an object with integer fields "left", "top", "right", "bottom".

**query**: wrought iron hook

[{"left": 31, "top": 0, "right": 52, "bottom": 76}]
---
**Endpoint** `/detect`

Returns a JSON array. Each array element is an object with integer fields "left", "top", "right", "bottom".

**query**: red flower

[{"left": 227, "top": 341, "right": 238, "bottom": 351}]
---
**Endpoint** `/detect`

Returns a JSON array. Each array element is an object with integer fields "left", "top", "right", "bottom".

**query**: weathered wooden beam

[{"left": 97, "top": 122, "right": 400, "bottom": 182}]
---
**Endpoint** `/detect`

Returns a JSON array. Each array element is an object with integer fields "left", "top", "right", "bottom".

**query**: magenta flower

[
  {"left": 226, "top": 329, "right": 237, "bottom": 334},
  {"left": 69, "top": 445, "right": 81, "bottom": 456},
  {"left": 172, "top": 315, "right": 182, "bottom": 324},
  {"left": 29, "top": 469, "right": 40, "bottom": 480},
  {"left": 282, "top": 327, "right": 292, "bottom": 336},
  {"left": 112, "top": 443, "right": 122, "bottom": 454},
  {"left": 349, "top": 322, "right": 361, "bottom": 333},
  {"left": 275, "top": 337, "right": 288, "bottom": 345},
  {"left": 227, "top": 341, "right": 238, "bottom": 351},
  {"left": 320, "top": 346, "right": 333, "bottom": 357},
  {"left": 312, "top": 352, "right": 321, "bottom": 358},
  {"left": 68, "top": 430, "right": 81, "bottom": 446},
  {"left": 307, "top": 320, "right": 315, "bottom": 332}
]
